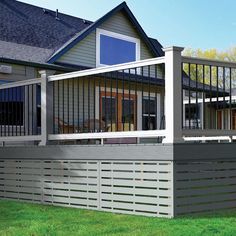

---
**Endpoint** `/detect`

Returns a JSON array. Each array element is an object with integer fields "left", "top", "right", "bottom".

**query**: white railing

[
  {"left": 49, "top": 130, "right": 166, "bottom": 145},
  {"left": 0, "top": 77, "right": 42, "bottom": 144},
  {"left": 48, "top": 57, "right": 165, "bottom": 82},
  {"left": 2, "top": 46, "right": 236, "bottom": 145}
]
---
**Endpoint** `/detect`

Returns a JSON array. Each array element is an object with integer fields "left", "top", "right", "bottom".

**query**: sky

[{"left": 18, "top": 0, "right": 236, "bottom": 51}]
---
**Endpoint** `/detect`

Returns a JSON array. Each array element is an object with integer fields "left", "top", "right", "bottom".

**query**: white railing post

[
  {"left": 163, "top": 46, "right": 184, "bottom": 143},
  {"left": 39, "top": 70, "right": 53, "bottom": 146}
]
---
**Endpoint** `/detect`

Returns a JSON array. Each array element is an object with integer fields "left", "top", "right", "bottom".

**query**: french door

[{"left": 100, "top": 91, "right": 136, "bottom": 132}]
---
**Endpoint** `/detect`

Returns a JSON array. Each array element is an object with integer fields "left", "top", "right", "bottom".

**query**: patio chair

[{"left": 54, "top": 118, "right": 80, "bottom": 134}]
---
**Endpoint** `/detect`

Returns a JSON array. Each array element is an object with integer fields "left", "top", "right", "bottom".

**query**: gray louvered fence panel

[
  {"left": 100, "top": 161, "right": 173, "bottom": 217},
  {"left": 0, "top": 159, "right": 173, "bottom": 218},
  {"left": 175, "top": 160, "right": 236, "bottom": 215}
]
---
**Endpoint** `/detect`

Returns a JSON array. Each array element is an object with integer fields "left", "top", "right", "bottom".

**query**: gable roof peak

[{"left": 48, "top": 1, "right": 162, "bottom": 63}]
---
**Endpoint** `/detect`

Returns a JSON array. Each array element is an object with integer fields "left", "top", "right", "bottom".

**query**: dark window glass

[
  {"left": 102, "top": 97, "right": 116, "bottom": 123},
  {"left": 0, "top": 101, "right": 23, "bottom": 125},
  {"left": 143, "top": 98, "right": 156, "bottom": 115},
  {"left": 185, "top": 104, "right": 200, "bottom": 120},
  {"left": 142, "top": 116, "right": 156, "bottom": 130},
  {"left": 142, "top": 97, "right": 157, "bottom": 130},
  {"left": 0, "top": 87, "right": 24, "bottom": 126},
  {"left": 122, "top": 99, "right": 134, "bottom": 124}
]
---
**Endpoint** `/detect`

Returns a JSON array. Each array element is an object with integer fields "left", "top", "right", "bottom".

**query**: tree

[{"left": 183, "top": 47, "right": 236, "bottom": 89}]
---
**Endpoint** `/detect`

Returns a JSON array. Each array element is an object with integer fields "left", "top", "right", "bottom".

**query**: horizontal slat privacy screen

[
  {"left": 175, "top": 160, "right": 236, "bottom": 215},
  {"left": 0, "top": 160, "right": 173, "bottom": 218}
]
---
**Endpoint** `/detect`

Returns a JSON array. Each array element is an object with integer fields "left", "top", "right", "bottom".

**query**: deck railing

[
  {"left": 182, "top": 56, "right": 236, "bottom": 142},
  {"left": 0, "top": 78, "right": 42, "bottom": 144},
  {"left": 48, "top": 57, "right": 166, "bottom": 144},
  {"left": 2, "top": 46, "right": 236, "bottom": 145}
]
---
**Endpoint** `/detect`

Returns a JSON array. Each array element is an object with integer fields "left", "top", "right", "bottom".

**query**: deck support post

[
  {"left": 39, "top": 70, "right": 53, "bottom": 146},
  {"left": 163, "top": 46, "right": 184, "bottom": 143}
]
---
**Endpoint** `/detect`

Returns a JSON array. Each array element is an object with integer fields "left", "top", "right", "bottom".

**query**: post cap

[{"left": 163, "top": 46, "right": 184, "bottom": 52}]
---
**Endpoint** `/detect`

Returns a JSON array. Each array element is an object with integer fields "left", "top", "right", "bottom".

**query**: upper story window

[{"left": 96, "top": 28, "right": 140, "bottom": 67}]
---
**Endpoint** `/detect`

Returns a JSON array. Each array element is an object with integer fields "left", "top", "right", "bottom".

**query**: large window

[{"left": 96, "top": 29, "right": 140, "bottom": 67}]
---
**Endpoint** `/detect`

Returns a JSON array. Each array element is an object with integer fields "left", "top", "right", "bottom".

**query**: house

[
  {"left": 0, "top": 0, "right": 166, "bottom": 141},
  {"left": 1, "top": 0, "right": 236, "bottom": 218}
]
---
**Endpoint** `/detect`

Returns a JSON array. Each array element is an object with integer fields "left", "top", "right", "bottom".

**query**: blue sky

[{"left": 19, "top": 0, "right": 236, "bottom": 51}]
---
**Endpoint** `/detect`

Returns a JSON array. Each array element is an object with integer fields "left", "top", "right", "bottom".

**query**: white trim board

[{"left": 96, "top": 28, "right": 140, "bottom": 68}]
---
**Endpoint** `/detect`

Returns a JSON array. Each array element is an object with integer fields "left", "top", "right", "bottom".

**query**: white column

[
  {"left": 39, "top": 70, "right": 53, "bottom": 146},
  {"left": 162, "top": 46, "right": 184, "bottom": 143}
]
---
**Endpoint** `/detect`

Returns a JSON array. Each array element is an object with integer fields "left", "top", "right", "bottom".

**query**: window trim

[{"left": 96, "top": 28, "right": 140, "bottom": 67}]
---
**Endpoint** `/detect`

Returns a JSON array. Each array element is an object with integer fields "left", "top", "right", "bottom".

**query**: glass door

[{"left": 100, "top": 92, "right": 136, "bottom": 132}]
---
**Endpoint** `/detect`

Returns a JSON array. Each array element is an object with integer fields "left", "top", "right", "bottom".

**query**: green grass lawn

[{"left": 1, "top": 200, "right": 236, "bottom": 236}]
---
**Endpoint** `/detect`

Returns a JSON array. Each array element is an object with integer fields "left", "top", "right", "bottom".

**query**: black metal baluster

[
  {"left": 7, "top": 88, "right": 9, "bottom": 136},
  {"left": 53, "top": 81, "right": 55, "bottom": 134},
  {"left": 11, "top": 87, "right": 14, "bottom": 136},
  {"left": 98, "top": 77, "right": 101, "bottom": 132},
  {"left": 196, "top": 64, "right": 198, "bottom": 129},
  {"left": 223, "top": 67, "right": 226, "bottom": 130},
  {"left": 209, "top": 66, "right": 212, "bottom": 129},
  {"left": 116, "top": 71, "right": 119, "bottom": 132},
  {"left": 19, "top": 87, "right": 22, "bottom": 136},
  {"left": 128, "top": 69, "right": 131, "bottom": 131},
  {"left": 62, "top": 80, "right": 65, "bottom": 133},
  {"left": 93, "top": 77, "right": 96, "bottom": 132},
  {"left": 77, "top": 79, "right": 80, "bottom": 132},
  {"left": 27, "top": 85, "right": 30, "bottom": 135},
  {"left": 110, "top": 73, "right": 113, "bottom": 132},
  {"left": 203, "top": 65, "right": 205, "bottom": 129},
  {"left": 82, "top": 77, "right": 85, "bottom": 132},
  {"left": 0, "top": 90, "right": 2, "bottom": 136},
  {"left": 230, "top": 68, "right": 232, "bottom": 130},
  {"left": 57, "top": 80, "right": 60, "bottom": 134},
  {"left": 67, "top": 79, "right": 70, "bottom": 133},
  {"left": 4, "top": 89, "right": 6, "bottom": 136},
  {"left": 141, "top": 67, "right": 144, "bottom": 130},
  {"left": 72, "top": 79, "right": 75, "bottom": 133},
  {"left": 188, "top": 63, "right": 191, "bottom": 129},
  {"left": 104, "top": 75, "right": 107, "bottom": 132},
  {"left": 31, "top": 85, "right": 34, "bottom": 135},
  {"left": 135, "top": 68, "right": 137, "bottom": 131},
  {"left": 23, "top": 87, "right": 25, "bottom": 136},
  {"left": 216, "top": 67, "right": 219, "bottom": 128},
  {"left": 148, "top": 66, "right": 151, "bottom": 130},
  {"left": 155, "top": 65, "right": 158, "bottom": 130},
  {"left": 181, "top": 63, "right": 183, "bottom": 129},
  {"left": 122, "top": 70, "right": 125, "bottom": 131},
  {"left": 88, "top": 77, "right": 90, "bottom": 132}
]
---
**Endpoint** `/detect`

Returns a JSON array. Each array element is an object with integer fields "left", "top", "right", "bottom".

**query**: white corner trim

[{"left": 96, "top": 28, "right": 140, "bottom": 68}]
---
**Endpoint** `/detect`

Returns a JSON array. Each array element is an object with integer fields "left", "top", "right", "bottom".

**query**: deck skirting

[{"left": 1, "top": 143, "right": 236, "bottom": 217}]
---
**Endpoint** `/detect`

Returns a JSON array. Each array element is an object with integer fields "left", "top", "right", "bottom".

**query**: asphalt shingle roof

[
  {"left": 0, "top": 0, "right": 164, "bottom": 65},
  {"left": 0, "top": 0, "right": 92, "bottom": 50}
]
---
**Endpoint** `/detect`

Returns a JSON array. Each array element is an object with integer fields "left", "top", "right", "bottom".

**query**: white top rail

[
  {"left": 182, "top": 56, "right": 236, "bottom": 69},
  {"left": 0, "top": 78, "right": 41, "bottom": 90},
  {"left": 48, "top": 130, "right": 166, "bottom": 141},
  {"left": 48, "top": 57, "right": 165, "bottom": 82}
]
